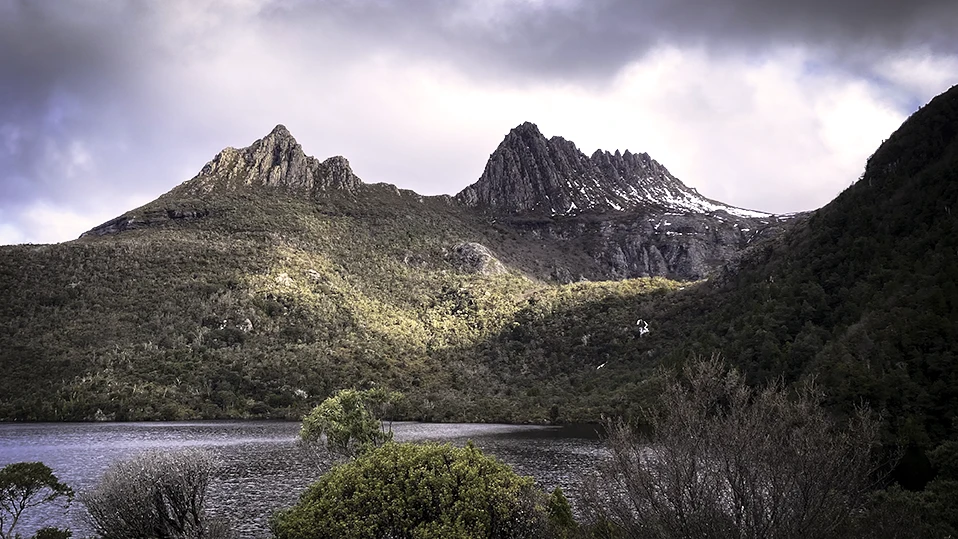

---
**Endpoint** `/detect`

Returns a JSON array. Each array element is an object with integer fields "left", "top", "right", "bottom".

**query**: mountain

[
  {"left": 176, "top": 124, "right": 362, "bottom": 196},
  {"left": 81, "top": 123, "right": 790, "bottom": 282},
  {"left": 81, "top": 125, "right": 362, "bottom": 237},
  {"left": 3, "top": 120, "right": 784, "bottom": 423},
  {"left": 456, "top": 122, "right": 794, "bottom": 281},
  {"left": 458, "top": 121, "right": 767, "bottom": 218}
]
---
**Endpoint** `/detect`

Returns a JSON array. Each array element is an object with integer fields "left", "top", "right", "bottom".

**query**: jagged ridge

[
  {"left": 457, "top": 122, "right": 769, "bottom": 218},
  {"left": 80, "top": 122, "right": 790, "bottom": 282},
  {"left": 83, "top": 125, "right": 364, "bottom": 237},
  {"left": 182, "top": 124, "right": 362, "bottom": 196}
]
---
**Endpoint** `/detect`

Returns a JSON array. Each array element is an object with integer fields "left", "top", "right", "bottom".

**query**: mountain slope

[
  {"left": 707, "top": 84, "right": 958, "bottom": 448},
  {"left": 81, "top": 123, "right": 790, "bottom": 282},
  {"left": 0, "top": 188, "right": 682, "bottom": 422},
  {"left": 15, "top": 88, "right": 953, "bottom": 429}
]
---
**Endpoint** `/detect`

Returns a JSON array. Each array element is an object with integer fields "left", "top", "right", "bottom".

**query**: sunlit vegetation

[{"left": 0, "top": 186, "right": 681, "bottom": 424}]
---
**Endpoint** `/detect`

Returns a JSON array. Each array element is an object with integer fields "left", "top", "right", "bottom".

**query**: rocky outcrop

[
  {"left": 456, "top": 122, "right": 768, "bottom": 219},
  {"left": 81, "top": 207, "right": 211, "bottom": 237},
  {"left": 453, "top": 122, "right": 794, "bottom": 281},
  {"left": 82, "top": 126, "right": 363, "bottom": 237},
  {"left": 500, "top": 210, "right": 792, "bottom": 282},
  {"left": 450, "top": 242, "right": 507, "bottom": 276},
  {"left": 183, "top": 125, "right": 362, "bottom": 197}
]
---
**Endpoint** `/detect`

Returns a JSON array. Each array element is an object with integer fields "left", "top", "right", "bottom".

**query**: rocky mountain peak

[
  {"left": 267, "top": 123, "right": 293, "bottom": 139},
  {"left": 456, "top": 122, "right": 770, "bottom": 218},
  {"left": 509, "top": 121, "right": 544, "bottom": 137},
  {"left": 181, "top": 125, "right": 362, "bottom": 197}
]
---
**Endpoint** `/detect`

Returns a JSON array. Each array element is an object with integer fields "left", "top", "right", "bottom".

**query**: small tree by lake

[
  {"left": 299, "top": 388, "right": 402, "bottom": 458},
  {"left": 272, "top": 441, "right": 558, "bottom": 539},
  {"left": 0, "top": 462, "right": 73, "bottom": 539}
]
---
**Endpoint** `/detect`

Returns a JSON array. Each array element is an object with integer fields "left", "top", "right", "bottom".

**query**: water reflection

[{"left": 0, "top": 421, "right": 603, "bottom": 538}]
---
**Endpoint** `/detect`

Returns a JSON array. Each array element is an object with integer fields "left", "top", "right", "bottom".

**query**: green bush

[
  {"left": 546, "top": 487, "right": 578, "bottom": 538},
  {"left": 272, "top": 442, "right": 550, "bottom": 539}
]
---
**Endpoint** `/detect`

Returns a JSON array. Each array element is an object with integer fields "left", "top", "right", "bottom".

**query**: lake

[{"left": 0, "top": 421, "right": 604, "bottom": 538}]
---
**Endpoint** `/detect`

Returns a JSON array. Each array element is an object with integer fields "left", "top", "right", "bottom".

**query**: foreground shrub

[
  {"left": 272, "top": 442, "right": 552, "bottom": 539},
  {"left": 82, "top": 449, "right": 234, "bottom": 539},
  {"left": 857, "top": 441, "right": 958, "bottom": 538},
  {"left": 583, "top": 357, "right": 886, "bottom": 539},
  {"left": 31, "top": 528, "right": 72, "bottom": 539}
]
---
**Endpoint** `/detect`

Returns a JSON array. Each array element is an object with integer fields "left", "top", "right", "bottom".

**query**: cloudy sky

[{"left": 2, "top": 0, "right": 957, "bottom": 244}]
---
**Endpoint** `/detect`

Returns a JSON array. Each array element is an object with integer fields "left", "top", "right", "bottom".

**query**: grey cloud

[
  {"left": 0, "top": 1, "right": 279, "bottom": 213},
  {"left": 0, "top": 2, "right": 152, "bottom": 206},
  {"left": 277, "top": 0, "right": 958, "bottom": 81}
]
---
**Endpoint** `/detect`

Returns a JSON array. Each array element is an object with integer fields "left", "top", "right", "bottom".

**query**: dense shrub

[
  {"left": 272, "top": 442, "right": 551, "bottom": 539},
  {"left": 30, "top": 528, "right": 72, "bottom": 539},
  {"left": 299, "top": 388, "right": 400, "bottom": 457}
]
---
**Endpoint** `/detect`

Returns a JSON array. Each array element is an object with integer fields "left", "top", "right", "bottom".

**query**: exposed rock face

[
  {"left": 184, "top": 125, "right": 361, "bottom": 196},
  {"left": 456, "top": 122, "right": 767, "bottom": 219},
  {"left": 80, "top": 207, "right": 211, "bottom": 237},
  {"left": 450, "top": 242, "right": 507, "bottom": 276},
  {"left": 501, "top": 211, "right": 791, "bottom": 282},
  {"left": 455, "top": 122, "right": 793, "bottom": 281}
]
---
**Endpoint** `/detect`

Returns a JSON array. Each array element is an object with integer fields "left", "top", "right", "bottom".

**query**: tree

[
  {"left": 272, "top": 441, "right": 551, "bottom": 539},
  {"left": 583, "top": 357, "right": 886, "bottom": 539},
  {"left": 547, "top": 487, "right": 578, "bottom": 538},
  {"left": 82, "top": 449, "right": 234, "bottom": 539},
  {"left": 300, "top": 388, "right": 401, "bottom": 457},
  {"left": 0, "top": 462, "right": 73, "bottom": 539}
]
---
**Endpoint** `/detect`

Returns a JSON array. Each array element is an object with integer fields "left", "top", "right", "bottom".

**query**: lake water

[{"left": 0, "top": 421, "right": 604, "bottom": 538}]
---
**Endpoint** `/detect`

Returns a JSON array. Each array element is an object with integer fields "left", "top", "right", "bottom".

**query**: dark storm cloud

[
  {"left": 0, "top": 1, "right": 260, "bottom": 213},
  {"left": 0, "top": 1, "right": 150, "bottom": 206},
  {"left": 281, "top": 0, "right": 958, "bottom": 81}
]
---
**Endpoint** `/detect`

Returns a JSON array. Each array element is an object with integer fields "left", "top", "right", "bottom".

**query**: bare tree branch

[{"left": 583, "top": 357, "right": 889, "bottom": 539}]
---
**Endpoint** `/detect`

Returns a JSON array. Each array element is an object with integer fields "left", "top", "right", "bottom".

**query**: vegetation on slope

[
  {"left": 0, "top": 186, "right": 681, "bottom": 423},
  {"left": 674, "top": 85, "right": 958, "bottom": 449}
]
